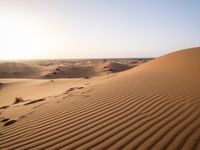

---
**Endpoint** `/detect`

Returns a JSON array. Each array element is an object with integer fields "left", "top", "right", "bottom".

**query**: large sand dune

[{"left": 0, "top": 47, "right": 200, "bottom": 149}]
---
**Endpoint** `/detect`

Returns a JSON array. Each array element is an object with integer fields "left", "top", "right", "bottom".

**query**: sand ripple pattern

[{"left": 1, "top": 84, "right": 200, "bottom": 150}]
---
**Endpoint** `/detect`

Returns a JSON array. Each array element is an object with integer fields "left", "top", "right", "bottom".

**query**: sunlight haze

[{"left": 0, "top": 0, "right": 199, "bottom": 59}]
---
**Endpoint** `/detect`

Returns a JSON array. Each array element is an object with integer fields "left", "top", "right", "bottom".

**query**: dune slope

[
  {"left": 0, "top": 62, "right": 40, "bottom": 78},
  {"left": 0, "top": 47, "right": 200, "bottom": 150}
]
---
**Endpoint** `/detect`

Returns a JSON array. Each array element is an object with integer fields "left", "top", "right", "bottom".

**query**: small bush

[{"left": 14, "top": 97, "right": 24, "bottom": 104}]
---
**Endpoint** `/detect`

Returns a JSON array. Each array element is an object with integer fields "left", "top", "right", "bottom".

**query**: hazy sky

[{"left": 0, "top": 0, "right": 199, "bottom": 59}]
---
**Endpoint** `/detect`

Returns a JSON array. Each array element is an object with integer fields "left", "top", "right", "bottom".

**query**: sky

[{"left": 0, "top": 0, "right": 199, "bottom": 59}]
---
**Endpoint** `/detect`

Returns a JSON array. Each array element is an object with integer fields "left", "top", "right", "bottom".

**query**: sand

[
  {"left": 0, "top": 47, "right": 200, "bottom": 149},
  {"left": 0, "top": 59, "right": 142, "bottom": 79}
]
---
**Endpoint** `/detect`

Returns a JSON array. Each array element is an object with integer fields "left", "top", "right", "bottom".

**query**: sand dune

[
  {"left": 103, "top": 61, "right": 131, "bottom": 72},
  {"left": 0, "top": 47, "right": 200, "bottom": 149},
  {"left": 44, "top": 61, "right": 132, "bottom": 79},
  {"left": 44, "top": 65, "right": 96, "bottom": 78},
  {"left": 0, "top": 62, "right": 40, "bottom": 78},
  {"left": 0, "top": 79, "right": 88, "bottom": 106},
  {"left": 0, "top": 59, "right": 141, "bottom": 79}
]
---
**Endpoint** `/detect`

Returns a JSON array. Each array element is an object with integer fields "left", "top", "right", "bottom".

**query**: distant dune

[
  {"left": 0, "top": 62, "right": 40, "bottom": 78},
  {"left": 0, "top": 47, "right": 200, "bottom": 149},
  {"left": 0, "top": 59, "right": 143, "bottom": 79}
]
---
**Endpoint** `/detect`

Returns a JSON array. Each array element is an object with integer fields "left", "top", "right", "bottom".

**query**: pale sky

[{"left": 0, "top": 0, "right": 199, "bottom": 59}]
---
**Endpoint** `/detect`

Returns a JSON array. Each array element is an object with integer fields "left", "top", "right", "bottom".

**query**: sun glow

[
  {"left": 0, "top": 14, "right": 44, "bottom": 60},
  {"left": 0, "top": 0, "right": 199, "bottom": 60}
]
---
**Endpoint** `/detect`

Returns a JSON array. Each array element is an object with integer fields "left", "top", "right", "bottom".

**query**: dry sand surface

[{"left": 0, "top": 47, "right": 200, "bottom": 149}]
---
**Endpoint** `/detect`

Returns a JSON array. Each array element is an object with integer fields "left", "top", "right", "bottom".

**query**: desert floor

[{"left": 0, "top": 48, "right": 200, "bottom": 150}]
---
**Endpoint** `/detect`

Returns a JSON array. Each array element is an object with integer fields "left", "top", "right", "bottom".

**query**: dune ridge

[{"left": 0, "top": 47, "right": 200, "bottom": 149}]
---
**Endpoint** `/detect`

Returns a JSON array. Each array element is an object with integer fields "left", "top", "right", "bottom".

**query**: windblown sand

[{"left": 0, "top": 48, "right": 200, "bottom": 149}]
